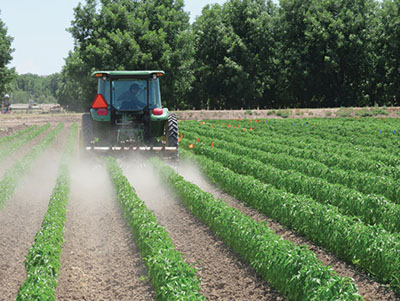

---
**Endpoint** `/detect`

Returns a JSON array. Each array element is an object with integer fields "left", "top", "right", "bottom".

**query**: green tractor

[{"left": 81, "top": 70, "right": 178, "bottom": 158}]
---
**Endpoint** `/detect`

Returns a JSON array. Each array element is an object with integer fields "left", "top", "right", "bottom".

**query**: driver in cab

[{"left": 118, "top": 83, "right": 145, "bottom": 110}]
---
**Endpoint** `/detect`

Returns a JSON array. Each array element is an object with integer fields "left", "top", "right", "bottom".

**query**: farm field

[{"left": 0, "top": 113, "right": 399, "bottom": 300}]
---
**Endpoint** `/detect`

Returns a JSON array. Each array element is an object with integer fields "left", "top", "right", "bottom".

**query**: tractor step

[{"left": 85, "top": 146, "right": 177, "bottom": 152}]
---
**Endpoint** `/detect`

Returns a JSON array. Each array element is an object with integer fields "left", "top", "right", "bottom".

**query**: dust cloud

[
  {"left": 120, "top": 155, "right": 213, "bottom": 213},
  {"left": 14, "top": 148, "right": 64, "bottom": 205},
  {"left": 120, "top": 154, "right": 180, "bottom": 213},
  {"left": 69, "top": 157, "right": 114, "bottom": 208},
  {"left": 174, "top": 159, "right": 212, "bottom": 192}
]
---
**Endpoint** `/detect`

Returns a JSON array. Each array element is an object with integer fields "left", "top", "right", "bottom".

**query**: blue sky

[{"left": 1, "top": 0, "right": 227, "bottom": 76}]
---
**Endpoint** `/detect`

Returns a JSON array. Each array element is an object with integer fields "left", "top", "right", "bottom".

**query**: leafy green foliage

[
  {"left": 183, "top": 122, "right": 400, "bottom": 221},
  {"left": 105, "top": 157, "right": 204, "bottom": 300},
  {"left": 180, "top": 146, "right": 400, "bottom": 290},
  {"left": 17, "top": 124, "right": 78, "bottom": 300},
  {"left": 191, "top": 0, "right": 278, "bottom": 109},
  {"left": 375, "top": 0, "right": 400, "bottom": 105},
  {"left": 0, "top": 11, "right": 16, "bottom": 97},
  {"left": 276, "top": 0, "right": 378, "bottom": 107},
  {"left": 151, "top": 157, "right": 361, "bottom": 300},
  {"left": 10, "top": 73, "right": 60, "bottom": 104},
  {"left": 0, "top": 123, "right": 64, "bottom": 210},
  {"left": 180, "top": 119, "right": 400, "bottom": 290}
]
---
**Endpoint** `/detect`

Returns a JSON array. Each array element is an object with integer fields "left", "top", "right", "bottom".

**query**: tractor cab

[
  {"left": 82, "top": 70, "right": 178, "bottom": 158},
  {"left": 91, "top": 71, "right": 165, "bottom": 120}
]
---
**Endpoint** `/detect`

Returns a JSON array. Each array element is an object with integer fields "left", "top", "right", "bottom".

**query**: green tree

[
  {"left": 58, "top": 0, "right": 194, "bottom": 111},
  {"left": 276, "top": 0, "right": 378, "bottom": 108},
  {"left": 191, "top": 0, "right": 278, "bottom": 109},
  {"left": 376, "top": 0, "right": 400, "bottom": 105},
  {"left": 10, "top": 73, "right": 59, "bottom": 104},
  {"left": 0, "top": 12, "right": 16, "bottom": 98}
]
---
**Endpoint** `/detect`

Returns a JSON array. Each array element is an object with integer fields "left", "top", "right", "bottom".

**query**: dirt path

[
  {"left": 175, "top": 161, "right": 398, "bottom": 301},
  {"left": 122, "top": 157, "right": 283, "bottom": 300},
  {"left": 55, "top": 159, "right": 155, "bottom": 301},
  {"left": 0, "top": 126, "right": 69, "bottom": 299}
]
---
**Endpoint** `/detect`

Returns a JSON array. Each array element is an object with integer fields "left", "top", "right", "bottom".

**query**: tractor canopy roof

[{"left": 92, "top": 70, "right": 165, "bottom": 79}]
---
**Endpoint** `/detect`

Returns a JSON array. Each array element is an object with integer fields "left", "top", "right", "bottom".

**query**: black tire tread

[
  {"left": 167, "top": 113, "right": 178, "bottom": 147},
  {"left": 81, "top": 113, "right": 93, "bottom": 147}
]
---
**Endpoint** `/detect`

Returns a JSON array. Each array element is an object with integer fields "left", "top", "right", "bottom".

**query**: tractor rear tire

[
  {"left": 167, "top": 113, "right": 179, "bottom": 158},
  {"left": 81, "top": 113, "right": 94, "bottom": 148}
]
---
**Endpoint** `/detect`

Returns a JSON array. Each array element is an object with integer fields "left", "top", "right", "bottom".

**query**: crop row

[
  {"left": 182, "top": 121, "right": 400, "bottom": 196},
  {"left": 0, "top": 124, "right": 50, "bottom": 162},
  {"left": 181, "top": 121, "right": 400, "bottom": 182},
  {"left": 105, "top": 156, "right": 204, "bottom": 300},
  {"left": 150, "top": 157, "right": 361, "bottom": 300},
  {"left": 17, "top": 123, "right": 78, "bottom": 300},
  {"left": 231, "top": 118, "right": 400, "bottom": 149},
  {"left": 0, "top": 123, "right": 64, "bottom": 210},
  {"left": 0, "top": 125, "right": 38, "bottom": 146},
  {"left": 179, "top": 143, "right": 400, "bottom": 290},
  {"left": 191, "top": 118, "right": 400, "bottom": 167},
  {"left": 182, "top": 130, "right": 400, "bottom": 233}
]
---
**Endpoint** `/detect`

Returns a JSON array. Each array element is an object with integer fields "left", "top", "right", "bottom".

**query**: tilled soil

[
  {"left": 55, "top": 160, "right": 155, "bottom": 301},
  {"left": 0, "top": 125, "right": 69, "bottom": 299},
  {"left": 122, "top": 158, "right": 284, "bottom": 300},
  {"left": 175, "top": 161, "right": 399, "bottom": 301}
]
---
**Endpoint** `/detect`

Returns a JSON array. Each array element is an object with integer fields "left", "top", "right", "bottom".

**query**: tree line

[
  {"left": 9, "top": 73, "right": 60, "bottom": 104},
  {"left": 2, "top": 0, "right": 400, "bottom": 111}
]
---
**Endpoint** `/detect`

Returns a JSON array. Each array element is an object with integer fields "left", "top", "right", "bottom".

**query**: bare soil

[
  {"left": 122, "top": 157, "right": 284, "bottom": 300},
  {"left": 0, "top": 125, "right": 69, "bottom": 299},
  {"left": 175, "top": 160, "right": 399, "bottom": 301},
  {"left": 56, "top": 160, "right": 155, "bottom": 300}
]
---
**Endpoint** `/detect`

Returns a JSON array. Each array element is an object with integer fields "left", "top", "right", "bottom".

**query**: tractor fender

[{"left": 150, "top": 108, "right": 169, "bottom": 121}]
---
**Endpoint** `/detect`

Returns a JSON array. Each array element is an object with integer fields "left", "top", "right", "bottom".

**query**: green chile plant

[
  {"left": 179, "top": 145, "right": 400, "bottom": 290},
  {"left": 184, "top": 118, "right": 400, "bottom": 161},
  {"left": 17, "top": 123, "right": 78, "bottom": 300},
  {"left": 183, "top": 131, "right": 400, "bottom": 232},
  {"left": 0, "top": 123, "right": 64, "bottom": 209},
  {"left": 181, "top": 121, "right": 400, "bottom": 181},
  {"left": 105, "top": 157, "right": 204, "bottom": 301},
  {"left": 0, "top": 123, "right": 50, "bottom": 162},
  {"left": 228, "top": 118, "right": 400, "bottom": 150},
  {"left": 151, "top": 157, "right": 362, "bottom": 300},
  {"left": 182, "top": 122, "right": 400, "bottom": 200}
]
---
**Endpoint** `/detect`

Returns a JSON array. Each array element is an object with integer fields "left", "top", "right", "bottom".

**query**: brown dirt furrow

[
  {"left": 0, "top": 125, "right": 69, "bottom": 299},
  {"left": 56, "top": 160, "right": 155, "bottom": 301},
  {"left": 175, "top": 161, "right": 399, "bottom": 301},
  {"left": 122, "top": 158, "right": 283, "bottom": 301}
]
